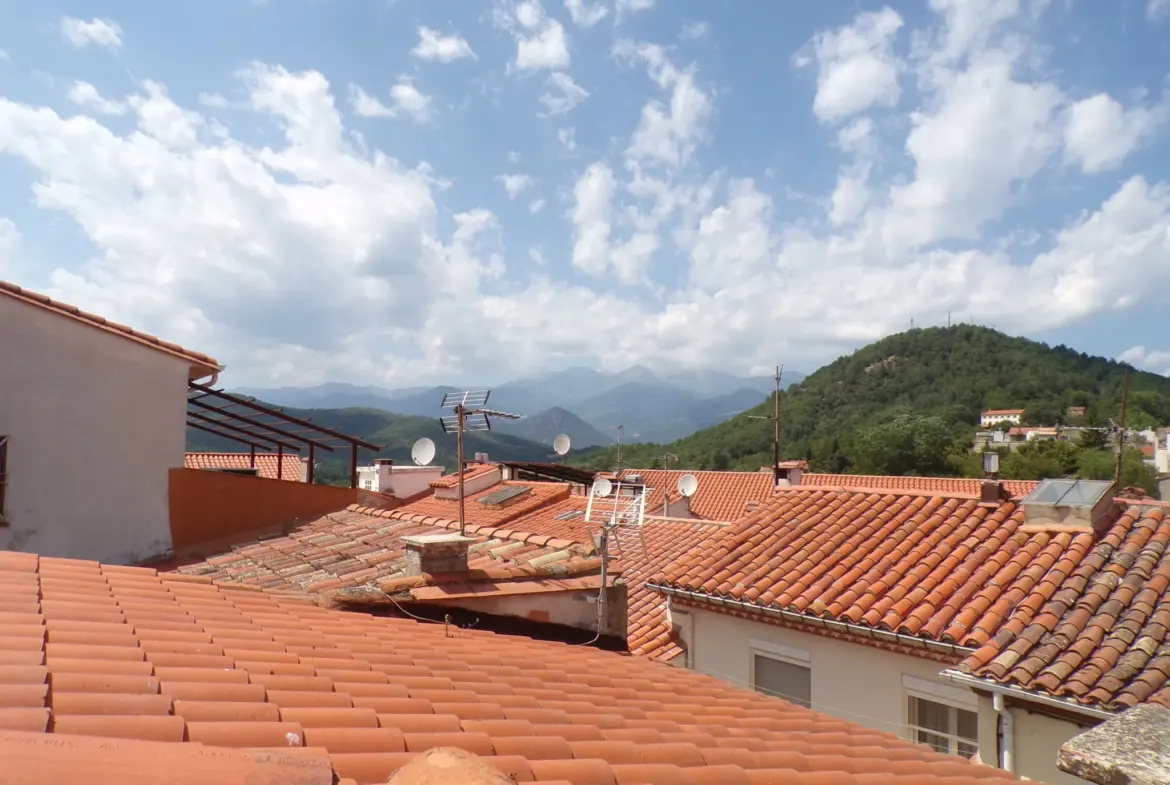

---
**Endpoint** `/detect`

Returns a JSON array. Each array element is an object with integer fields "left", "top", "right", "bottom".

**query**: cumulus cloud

[
  {"left": 1064, "top": 92, "right": 1166, "bottom": 173},
  {"left": 412, "top": 27, "right": 476, "bottom": 62},
  {"left": 539, "top": 72, "right": 589, "bottom": 116},
  {"left": 497, "top": 173, "right": 535, "bottom": 199},
  {"left": 67, "top": 81, "right": 127, "bottom": 115},
  {"left": 348, "top": 79, "right": 432, "bottom": 122},
  {"left": 797, "top": 7, "right": 903, "bottom": 122},
  {"left": 1120, "top": 346, "right": 1170, "bottom": 375},
  {"left": 496, "top": 1, "right": 571, "bottom": 71},
  {"left": 564, "top": 0, "right": 608, "bottom": 27},
  {"left": 60, "top": 16, "right": 123, "bottom": 49}
]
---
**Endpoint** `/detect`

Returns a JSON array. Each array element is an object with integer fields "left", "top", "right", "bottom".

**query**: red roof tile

[
  {"left": 803, "top": 474, "right": 1039, "bottom": 498},
  {"left": 185, "top": 453, "right": 307, "bottom": 482},
  {"left": 429, "top": 464, "right": 498, "bottom": 489},
  {"left": 0, "top": 549, "right": 1020, "bottom": 784},
  {"left": 613, "top": 469, "right": 776, "bottom": 523},
  {"left": 393, "top": 482, "right": 571, "bottom": 529},
  {"left": 1, "top": 280, "right": 220, "bottom": 378},
  {"left": 956, "top": 504, "right": 1170, "bottom": 712},
  {"left": 661, "top": 487, "right": 1059, "bottom": 649},
  {"left": 160, "top": 508, "right": 596, "bottom": 598}
]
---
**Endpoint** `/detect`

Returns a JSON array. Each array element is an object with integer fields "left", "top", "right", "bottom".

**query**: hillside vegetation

[{"left": 571, "top": 326, "right": 1169, "bottom": 490}]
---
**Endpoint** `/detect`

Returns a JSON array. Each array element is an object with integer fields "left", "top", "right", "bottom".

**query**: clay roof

[
  {"left": 982, "top": 409, "right": 1025, "bottom": 416},
  {"left": 1, "top": 280, "right": 220, "bottom": 378},
  {"left": 486, "top": 497, "right": 726, "bottom": 663},
  {"left": 0, "top": 549, "right": 1020, "bottom": 784},
  {"left": 185, "top": 452, "right": 306, "bottom": 482},
  {"left": 956, "top": 504, "right": 1170, "bottom": 712},
  {"left": 161, "top": 507, "right": 592, "bottom": 597},
  {"left": 802, "top": 474, "right": 1039, "bottom": 499},
  {"left": 660, "top": 487, "right": 1058, "bottom": 651},
  {"left": 616, "top": 469, "right": 776, "bottom": 523},
  {"left": 392, "top": 481, "right": 571, "bottom": 529},
  {"left": 429, "top": 464, "right": 497, "bottom": 489}
]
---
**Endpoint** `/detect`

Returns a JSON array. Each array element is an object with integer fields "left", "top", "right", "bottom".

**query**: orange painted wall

[{"left": 168, "top": 468, "right": 365, "bottom": 552}]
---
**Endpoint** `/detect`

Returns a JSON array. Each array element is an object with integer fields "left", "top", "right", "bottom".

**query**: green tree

[
  {"left": 1077, "top": 448, "right": 1159, "bottom": 495},
  {"left": 853, "top": 414, "right": 955, "bottom": 476},
  {"left": 1078, "top": 428, "right": 1110, "bottom": 451},
  {"left": 1002, "top": 440, "right": 1079, "bottom": 480}
]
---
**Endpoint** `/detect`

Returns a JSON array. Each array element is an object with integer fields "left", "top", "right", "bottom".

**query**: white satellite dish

[
  {"left": 592, "top": 477, "right": 613, "bottom": 497},
  {"left": 677, "top": 473, "right": 699, "bottom": 498},
  {"left": 553, "top": 433, "right": 572, "bottom": 456},
  {"left": 411, "top": 437, "right": 436, "bottom": 466}
]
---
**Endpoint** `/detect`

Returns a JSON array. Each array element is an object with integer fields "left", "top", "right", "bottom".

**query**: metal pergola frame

[{"left": 186, "top": 381, "right": 382, "bottom": 486}]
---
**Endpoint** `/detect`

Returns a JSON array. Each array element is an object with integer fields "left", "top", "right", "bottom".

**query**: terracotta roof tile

[
  {"left": 159, "top": 508, "right": 599, "bottom": 601},
  {"left": 0, "top": 550, "right": 1019, "bottom": 784},
  {"left": 802, "top": 474, "right": 1038, "bottom": 498},
  {"left": 0, "top": 279, "right": 219, "bottom": 376},
  {"left": 611, "top": 470, "right": 777, "bottom": 523},
  {"left": 392, "top": 481, "right": 571, "bottom": 528},
  {"left": 661, "top": 487, "right": 1053, "bottom": 649},
  {"left": 429, "top": 464, "right": 498, "bottom": 489},
  {"left": 957, "top": 504, "right": 1170, "bottom": 711},
  {"left": 185, "top": 453, "right": 307, "bottom": 482}
]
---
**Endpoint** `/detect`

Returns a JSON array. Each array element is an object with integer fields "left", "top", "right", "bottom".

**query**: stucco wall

[
  {"left": 974, "top": 695, "right": 1096, "bottom": 785},
  {"left": 682, "top": 605, "right": 976, "bottom": 748},
  {"left": 0, "top": 295, "right": 190, "bottom": 563}
]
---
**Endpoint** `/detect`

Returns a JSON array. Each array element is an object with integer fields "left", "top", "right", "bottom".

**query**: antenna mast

[
  {"left": 748, "top": 365, "right": 783, "bottom": 483},
  {"left": 613, "top": 425, "right": 625, "bottom": 473},
  {"left": 439, "top": 390, "right": 520, "bottom": 536},
  {"left": 1113, "top": 368, "right": 1130, "bottom": 491}
]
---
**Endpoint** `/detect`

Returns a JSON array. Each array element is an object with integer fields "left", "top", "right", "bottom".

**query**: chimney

[
  {"left": 374, "top": 458, "right": 394, "bottom": 493},
  {"left": 474, "top": 452, "right": 490, "bottom": 463},
  {"left": 979, "top": 480, "right": 1005, "bottom": 505},
  {"left": 401, "top": 533, "right": 476, "bottom": 576}
]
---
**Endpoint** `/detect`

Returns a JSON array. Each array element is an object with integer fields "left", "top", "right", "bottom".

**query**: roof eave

[{"left": 942, "top": 670, "right": 1114, "bottom": 721}]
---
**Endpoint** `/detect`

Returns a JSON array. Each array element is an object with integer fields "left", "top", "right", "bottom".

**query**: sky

[{"left": 1, "top": 0, "right": 1169, "bottom": 389}]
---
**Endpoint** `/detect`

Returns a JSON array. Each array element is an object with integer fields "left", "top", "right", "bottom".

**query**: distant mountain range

[{"left": 235, "top": 365, "right": 806, "bottom": 447}]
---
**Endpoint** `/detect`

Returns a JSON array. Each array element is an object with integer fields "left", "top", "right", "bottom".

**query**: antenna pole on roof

[
  {"left": 439, "top": 389, "right": 521, "bottom": 536},
  {"left": 614, "top": 425, "right": 625, "bottom": 473},
  {"left": 747, "top": 365, "right": 784, "bottom": 484},
  {"left": 596, "top": 527, "right": 609, "bottom": 641},
  {"left": 1114, "top": 368, "right": 1130, "bottom": 491}
]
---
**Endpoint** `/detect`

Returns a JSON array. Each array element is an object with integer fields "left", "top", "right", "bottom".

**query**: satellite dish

[
  {"left": 411, "top": 437, "right": 436, "bottom": 466},
  {"left": 553, "top": 433, "right": 571, "bottom": 456},
  {"left": 677, "top": 473, "right": 699, "bottom": 498},
  {"left": 592, "top": 477, "right": 613, "bottom": 497}
]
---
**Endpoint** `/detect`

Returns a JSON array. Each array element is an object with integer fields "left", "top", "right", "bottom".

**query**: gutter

[
  {"left": 943, "top": 670, "right": 1113, "bottom": 722},
  {"left": 650, "top": 583, "right": 977, "bottom": 658}
]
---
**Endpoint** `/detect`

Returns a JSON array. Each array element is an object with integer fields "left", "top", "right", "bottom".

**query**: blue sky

[{"left": 1, "top": 0, "right": 1169, "bottom": 387}]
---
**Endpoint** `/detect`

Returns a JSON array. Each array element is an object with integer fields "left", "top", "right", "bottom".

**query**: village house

[{"left": 981, "top": 409, "right": 1026, "bottom": 427}]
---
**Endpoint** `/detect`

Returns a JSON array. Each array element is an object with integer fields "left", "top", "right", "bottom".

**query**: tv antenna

[
  {"left": 586, "top": 473, "right": 648, "bottom": 642},
  {"left": 438, "top": 390, "right": 520, "bottom": 535},
  {"left": 553, "top": 433, "right": 571, "bottom": 462},
  {"left": 657, "top": 452, "right": 678, "bottom": 469},
  {"left": 747, "top": 365, "right": 783, "bottom": 484},
  {"left": 411, "top": 437, "right": 436, "bottom": 466}
]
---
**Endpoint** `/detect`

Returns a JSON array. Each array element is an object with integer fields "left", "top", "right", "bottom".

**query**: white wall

[
  {"left": 682, "top": 605, "right": 979, "bottom": 751},
  {"left": 0, "top": 296, "right": 192, "bottom": 563},
  {"left": 973, "top": 695, "right": 1095, "bottom": 785}
]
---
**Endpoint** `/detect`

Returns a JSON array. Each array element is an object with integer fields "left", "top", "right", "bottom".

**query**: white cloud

[
  {"left": 680, "top": 22, "right": 709, "bottom": 41},
  {"left": 558, "top": 127, "right": 577, "bottom": 153},
  {"left": 67, "top": 81, "right": 127, "bottom": 116},
  {"left": 1120, "top": 346, "right": 1170, "bottom": 375},
  {"left": 829, "top": 174, "right": 869, "bottom": 227},
  {"left": 616, "top": 41, "right": 711, "bottom": 169},
  {"left": 496, "top": 173, "right": 534, "bottom": 199},
  {"left": 1064, "top": 92, "right": 1166, "bottom": 173},
  {"left": 412, "top": 27, "right": 475, "bottom": 62},
  {"left": 798, "top": 7, "right": 904, "bottom": 123},
  {"left": 564, "top": 0, "right": 608, "bottom": 27},
  {"left": 60, "top": 16, "right": 123, "bottom": 49},
  {"left": 199, "top": 92, "right": 229, "bottom": 109},
  {"left": 1151, "top": 0, "right": 1170, "bottom": 20},
  {"left": 529, "top": 198, "right": 546, "bottom": 213},
  {"left": 497, "top": 1, "right": 571, "bottom": 72},
  {"left": 539, "top": 72, "right": 589, "bottom": 116},
  {"left": 348, "top": 79, "right": 432, "bottom": 122},
  {"left": 571, "top": 162, "right": 616, "bottom": 276},
  {"left": 616, "top": 0, "right": 655, "bottom": 18}
]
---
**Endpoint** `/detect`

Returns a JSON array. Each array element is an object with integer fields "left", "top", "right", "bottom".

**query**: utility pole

[
  {"left": 748, "top": 365, "right": 783, "bottom": 484},
  {"left": 1114, "top": 368, "right": 1130, "bottom": 491}
]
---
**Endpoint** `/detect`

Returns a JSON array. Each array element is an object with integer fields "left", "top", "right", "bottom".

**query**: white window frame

[
  {"left": 903, "top": 675, "right": 978, "bottom": 757},
  {"left": 750, "top": 639, "right": 811, "bottom": 708}
]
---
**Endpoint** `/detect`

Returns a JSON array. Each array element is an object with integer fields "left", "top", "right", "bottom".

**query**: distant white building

[
  {"left": 1155, "top": 435, "right": 1169, "bottom": 475},
  {"left": 980, "top": 409, "right": 1025, "bottom": 427},
  {"left": 357, "top": 458, "right": 444, "bottom": 498}
]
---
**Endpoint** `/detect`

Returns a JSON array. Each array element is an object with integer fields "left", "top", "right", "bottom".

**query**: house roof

[
  {"left": 0, "top": 549, "right": 1020, "bottom": 785},
  {"left": 613, "top": 469, "right": 777, "bottom": 523},
  {"left": 982, "top": 409, "right": 1026, "bottom": 416},
  {"left": 393, "top": 481, "right": 571, "bottom": 529},
  {"left": 802, "top": 474, "right": 1039, "bottom": 499},
  {"left": 429, "top": 464, "right": 497, "bottom": 489},
  {"left": 160, "top": 507, "right": 592, "bottom": 597},
  {"left": 1, "top": 280, "right": 220, "bottom": 379},
  {"left": 659, "top": 487, "right": 1061, "bottom": 652},
  {"left": 955, "top": 504, "right": 1170, "bottom": 712},
  {"left": 185, "top": 452, "right": 306, "bottom": 482}
]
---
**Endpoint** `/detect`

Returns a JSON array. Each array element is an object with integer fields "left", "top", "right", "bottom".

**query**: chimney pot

[{"left": 401, "top": 533, "right": 476, "bottom": 576}]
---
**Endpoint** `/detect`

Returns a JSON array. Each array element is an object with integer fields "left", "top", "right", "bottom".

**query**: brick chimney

[{"left": 401, "top": 533, "right": 476, "bottom": 576}]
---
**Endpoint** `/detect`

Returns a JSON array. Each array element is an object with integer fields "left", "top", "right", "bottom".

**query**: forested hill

[{"left": 570, "top": 325, "right": 1170, "bottom": 472}]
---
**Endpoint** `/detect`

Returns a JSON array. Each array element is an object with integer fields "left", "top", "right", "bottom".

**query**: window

[
  {"left": 908, "top": 696, "right": 978, "bottom": 758},
  {"left": 751, "top": 652, "right": 811, "bottom": 708},
  {"left": 0, "top": 436, "right": 7, "bottom": 523}
]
